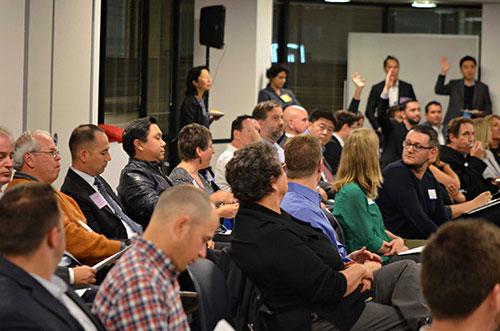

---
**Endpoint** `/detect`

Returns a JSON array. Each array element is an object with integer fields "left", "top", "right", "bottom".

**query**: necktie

[{"left": 94, "top": 177, "right": 143, "bottom": 234}]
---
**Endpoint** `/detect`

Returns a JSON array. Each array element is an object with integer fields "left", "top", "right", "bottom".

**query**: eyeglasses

[
  {"left": 33, "top": 149, "right": 61, "bottom": 158},
  {"left": 317, "top": 124, "right": 334, "bottom": 134},
  {"left": 402, "top": 141, "right": 434, "bottom": 152}
]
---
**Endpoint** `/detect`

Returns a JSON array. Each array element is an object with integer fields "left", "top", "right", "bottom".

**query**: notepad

[
  {"left": 466, "top": 197, "right": 500, "bottom": 215},
  {"left": 92, "top": 245, "right": 131, "bottom": 271}
]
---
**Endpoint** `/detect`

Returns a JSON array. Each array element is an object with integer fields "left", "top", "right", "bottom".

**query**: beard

[
  {"left": 407, "top": 117, "right": 421, "bottom": 126},
  {"left": 270, "top": 127, "right": 284, "bottom": 142}
]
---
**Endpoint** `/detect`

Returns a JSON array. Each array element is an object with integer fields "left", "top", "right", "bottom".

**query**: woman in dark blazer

[
  {"left": 225, "top": 142, "right": 429, "bottom": 331},
  {"left": 179, "top": 66, "right": 213, "bottom": 129},
  {"left": 258, "top": 63, "right": 300, "bottom": 109}
]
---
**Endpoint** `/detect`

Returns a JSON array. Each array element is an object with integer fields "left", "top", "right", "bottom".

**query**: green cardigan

[{"left": 333, "top": 182, "right": 390, "bottom": 262}]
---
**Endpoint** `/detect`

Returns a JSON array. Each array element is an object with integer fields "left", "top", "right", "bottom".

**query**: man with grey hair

[
  {"left": 0, "top": 126, "right": 14, "bottom": 194},
  {"left": 93, "top": 185, "right": 220, "bottom": 330},
  {"left": 7, "top": 130, "right": 122, "bottom": 266}
]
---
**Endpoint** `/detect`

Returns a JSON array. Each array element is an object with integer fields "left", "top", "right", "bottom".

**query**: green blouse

[{"left": 333, "top": 182, "right": 390, "bottom": 262}]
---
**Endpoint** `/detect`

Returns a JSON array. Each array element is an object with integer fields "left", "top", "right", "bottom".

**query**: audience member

[
  {"left": 421, "top": 221, "right": 500, "bottom": 331},
  {"left": 61, "top": 124, "right": 142, "bottom": 240},
  {"left": 179, "top": 65, "right": 218, "bottom": 128},
  {"left": 348, "top": 72, "right": 367, "bottom": 114},
  {"left": 8, "top": 130, "right": 121, "bottom": 265},
  {"left": 227, "top": 142, "right": 430, "bottom": 331},
  {"left": 170, "top": 123, "right": 239, "bottom": 218},
  {"left": 435, "top": 56, "right": 492, "bottom": 127},
  {"left": 252, "top": 100, "right": 285, "bottom": 162},
  {"left": 333, "top": 129, "right": 408, "bottom": 262},
  {"left": 0, "top": 126, "right": 14, "bottom": 193},
  {"left": 0, "top": 183, "right": 105, "bottom": 330},
  {"left": 118, "top": 117, "right": 172, "bottom": 228},
  {"left": 214, "top": 115, "right": 261, "bottom": 191},
  {"left": 93, "top": 185, "right": 219, "bottom": 330},
  {"left": 278, "top": 105, "right": 309, "bottom": 147},
  {"left": 258, "top": 63, "right": 300, "bottom": 109},
  {"left": 439, "top": 117, "right": 497, "bottom": 200},
  {"left": 324, "top": 110, "right": 360, "bottom": 175},
  {"left": 472, "top": 117, "right": 500, "bottom": 179},
  {"left": 366, "top": 55, "right": 416, "bottom": 134},
  {"left": 378, "top": 69, "right": 421, "bottom": 168},
  {"left": 422, "top": 101, "right": 446, "bottom": 145},
  {"left": 489, "top": 114, "right": 500, "bottom": 165},
  {"left": 377, "top": 125, "right": 448, "bottom": 239}
]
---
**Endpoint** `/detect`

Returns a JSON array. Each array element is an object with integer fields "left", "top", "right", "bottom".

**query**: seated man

[
  {"left": 324, "top": 110, "right": 360, "bottom": 175},
  {"left": 421, "top": 221, "right": 500, "bottom": 331},
  {"left": 377, "top": 125, "right": 449, "bottom": 239},
  {"left": 252, "top": 100, "right": 285, "bottom": 163},
  {"left": 93, "top": 185, "right": 219, "bottom": 330},
  {"left": 118, "top": 117, "right": 173, "bottom": 228},
  {"left": 439, "top": 117, "right": 497, "bottom": 200},
  {"left": 277, "top": 105, "right": 309, "bottom": 147},
  {"left": 9, "top": 130, "right": 121, "bottom": 265},
  {"left": 422, "top": 101, "right": 446, "bottom": 145},
  {"left": 62, "top": 124, "right": 142, "bottom": 239},
  {"left": 0, "top": 183, "right": 104, "bottom": 330},
  {"left": 0, "top": 126, "right": 14, "bottom": 195},
  {"left": 226, "top": 142, "right": 430, "bottom": 330},
  {"left": 214, "top": 115, "right": 261, "bottom": 191}
]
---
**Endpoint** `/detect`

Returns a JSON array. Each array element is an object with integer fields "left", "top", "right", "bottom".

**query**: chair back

[{"left": 188, "top": 258, "right": 232, "bottom": 331}]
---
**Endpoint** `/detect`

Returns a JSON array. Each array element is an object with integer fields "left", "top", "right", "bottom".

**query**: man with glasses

[
  {"left": 440, "top": 117, "right": 498, "bottom": 200},
  {"left": 376, "top": 125, "right": 449, "bottom": 239},
  {"left": 378, "top": 69, "right": 422, "bottom": 168},
  {"left": 7, "top": 130, "right": 122, "bottom": 265}
]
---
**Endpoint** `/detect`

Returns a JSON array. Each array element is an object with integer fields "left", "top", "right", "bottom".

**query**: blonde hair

[
  {"left": 333, "top": 128, "right": 382, "bottom": 198},
  {"left": 472, "top": 117, "right": 491, "bottom": 149}
]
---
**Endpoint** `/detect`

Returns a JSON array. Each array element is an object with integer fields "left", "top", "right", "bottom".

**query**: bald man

[
  {"left": 93, "top": 185, "right": 219, "bottom": 330},
  {"left": 278, "top": 105, "right": 309, "bottom": 147}
]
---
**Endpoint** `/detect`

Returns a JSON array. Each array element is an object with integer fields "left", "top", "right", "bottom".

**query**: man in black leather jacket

[{"left": 118, "top": 117, "right": 173, "bottom": 228}]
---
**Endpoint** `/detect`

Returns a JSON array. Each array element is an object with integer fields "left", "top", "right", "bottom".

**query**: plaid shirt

[{"left": 92, "top": 237, "right": 189, "bottom": 330}]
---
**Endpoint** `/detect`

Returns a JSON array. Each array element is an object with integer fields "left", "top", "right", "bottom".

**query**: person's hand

[
  {"left": 385, "top": 237, "right": 406, "bottom": 255},
  {"left": 471, "top": 191, "right": 492, "bottom": 208},
  {"left": 73, "top": 266, "right": 97, "bottom": 285},
  {"left": 317, "top": 187, "right": 328, "bottom": 202},
  {"left": 207, "top": 239, "right": 215, "bottom": 249},
  {"left": 216, "top": 202, "right": 239, "bottom": 218},
  {"left": 470, "top": 141, "right": 485, "bottom": 159},
  {"left": 383, "top": 68, "right": 395, "bottom": 91},
  {"left": 210, "top": 190, "right": 236, "bottom": 205},
  {"left": 348, "top": 247, "right": 382, "bottom": 264},
  {"left": 351, "top": 72, "right": 366, "bottom": 88},
  {"left": 363, "top": 260, "right": 382, "bottom": 275},
  {"left": 360, "top": 278, "right": 372, "bottom": 293},
  {"left": 440, "top": 56, "right": 450, "bottom": 75}
]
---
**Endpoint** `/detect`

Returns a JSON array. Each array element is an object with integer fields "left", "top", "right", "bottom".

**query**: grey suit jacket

[{"left": 435, "top": 75, "right": 492, "bottom": 126}]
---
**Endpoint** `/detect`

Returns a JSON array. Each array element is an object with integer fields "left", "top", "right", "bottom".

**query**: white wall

[
  {"left": 0, "top": 0, "right": 26, "bottom": 138},
  {"left": 481, "top": 3, "right": 500, "bottom": 114}
]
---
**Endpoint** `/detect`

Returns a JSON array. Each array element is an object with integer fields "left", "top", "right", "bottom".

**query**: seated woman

[
  {"left": 226, "top": 142, "right": 429, "bottom": 331},
  {"left": 258, "top": 63, "right": 300, "bottom": 109},
  {"left": 170, "top": 123, "right": 238, "bottom": 219},
  {"left": 333, "top": 129, "right": 408, "bottom": 263}
]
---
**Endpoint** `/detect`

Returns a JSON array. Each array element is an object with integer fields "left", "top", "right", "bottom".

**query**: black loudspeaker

[{"left": 199, "top": 5, "right": 225, "bottom": 49}]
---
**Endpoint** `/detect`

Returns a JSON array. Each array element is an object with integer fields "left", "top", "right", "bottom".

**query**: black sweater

[{"left": 230, "top": 202, "right": 367, "bottom": 331}]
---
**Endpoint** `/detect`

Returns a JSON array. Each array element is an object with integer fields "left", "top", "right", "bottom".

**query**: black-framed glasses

[
  {"left": 32, "top": 149, "right": 61, "bottom": 158},
  {"left": 402, "top": 141, "right": 434, "bottom": 152}
]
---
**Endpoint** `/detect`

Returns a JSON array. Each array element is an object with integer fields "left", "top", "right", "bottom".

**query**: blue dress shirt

[{"left": 281, "top": 182, "right": 351, "bottom": 262}]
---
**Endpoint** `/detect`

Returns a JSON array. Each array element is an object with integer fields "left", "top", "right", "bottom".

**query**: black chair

[{"left": 187, "top": 258, "right": 232, "bottom": 331}]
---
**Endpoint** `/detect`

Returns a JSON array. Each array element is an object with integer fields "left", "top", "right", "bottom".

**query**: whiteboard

[{"left": 346, "top": 33, "right": 479, "bottom": 127}]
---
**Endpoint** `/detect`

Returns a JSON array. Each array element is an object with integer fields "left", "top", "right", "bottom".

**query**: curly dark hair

[
  {"left": 177, "top": 123, "right": 212, "bottom": 161},
  {"left": 226, "top": 142, "right": 282, "bottom": 203}
]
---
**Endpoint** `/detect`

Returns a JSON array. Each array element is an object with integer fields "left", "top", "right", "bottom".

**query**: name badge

[
  {"left": 280, "top": 94, "right": 292, "bottom": 103},
  {"left": 367, "top": 198, "right": 376, "bottom": 205},
  {"left": 90, "top": 192, "right": 108, "bottom": 209},
  {"left": 428, "top": 189, "right": 437, "bottom": 200}
]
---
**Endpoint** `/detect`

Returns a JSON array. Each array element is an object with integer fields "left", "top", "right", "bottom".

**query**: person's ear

[
  {"left": 270, "top": 176, "right": 279, "bottom": 192},
  {"left": 24, "top": 152, "right": 35, "bottom": 169},
  {"left": 46, "top": 226, "right": 60, "bottom": 249},
  {"left": 172, "top": 215, "right": 191, "bottom": 240},
  {"left": 195, "top": 146, "right": 203, "bottom": 159},
  {"left": 80, "top": 149, "right": 89, "bottom": 163},
  {"left": 489, "top": 283, "right": 500, "bottom": 313},
  {"left": 133, "top": 139, "right": 143, "bottom": 152}
]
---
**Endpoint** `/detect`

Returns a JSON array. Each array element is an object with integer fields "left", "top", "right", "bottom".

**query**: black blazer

[
  {"left": 179, "top": 95, "right": 210, "bottom": 129},
  {"left": 61, "top": 168, "right": 128, "bottom": 240},
  {"left": 365, "top": 80, "right": 416, "bottom": 131},
  {"left": 324, "top": 135, "right": 343, "bottom": 175},
  {"left": 0, "top": 257, "right": 104, "bottom": 330},
  {"left": 434, "top": 75, "right": 492, "bottom": 126}
]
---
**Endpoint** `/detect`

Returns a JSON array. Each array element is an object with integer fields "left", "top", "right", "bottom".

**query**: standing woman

[
  {"left": 179, "top": 66, "right": 214, "bottom": 129},
  {"left": 333, "top": 128, "right": 408, "bottom": 262},
  {"left": 258, "top": 63, "right": 300, "bottom": 109}
]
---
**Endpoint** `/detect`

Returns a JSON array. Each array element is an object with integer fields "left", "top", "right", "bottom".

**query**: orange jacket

[{"left": 7, "top": 177, "right": 121, "bottom": 265}]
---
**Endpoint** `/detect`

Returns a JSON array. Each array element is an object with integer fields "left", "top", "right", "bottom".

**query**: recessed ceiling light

[
  {"left": 325, "top": 0, "right": 351, "bottom": 3},
  {"left": 412, "top": 1, "right": 437, "bottom": 8}
]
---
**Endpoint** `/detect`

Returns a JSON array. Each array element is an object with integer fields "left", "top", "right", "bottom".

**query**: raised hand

[
  {"left": 440, "top": 56, "right": 450, "bottom": 75},
  {"left": 351, "top": 72, "right": 366, "bottom": 88}
]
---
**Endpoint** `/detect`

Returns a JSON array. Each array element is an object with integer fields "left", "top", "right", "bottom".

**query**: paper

[
  {"left": 92, "top": 245, "right": 131, "bottom": 271},
  {"left": 466, "top": 197, "right": 500, "bottom": 214},
  {"left": 214, "top": 319, "right": 235, "bottom": 331},
  {"left": 398, "top": 245, "right": 424, "bottom": 255}
]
